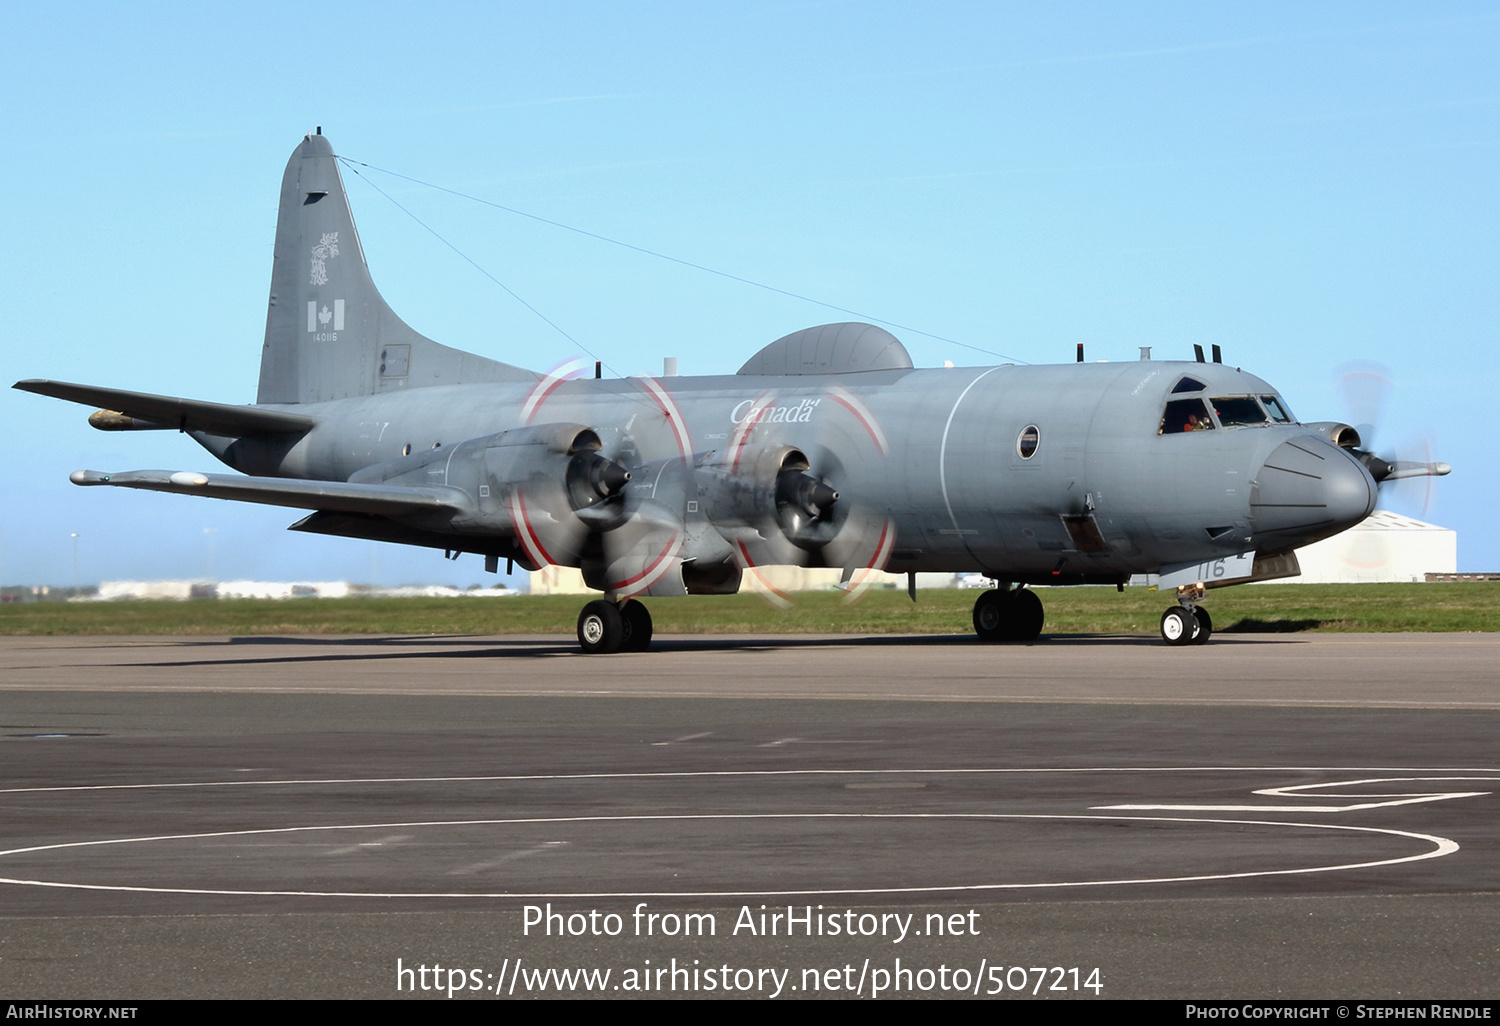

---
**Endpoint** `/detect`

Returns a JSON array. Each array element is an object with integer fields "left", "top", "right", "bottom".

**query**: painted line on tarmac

[
  {"left": 0, "top": 812, "right": 1460, "bottom": 900},
  {"left": 3, "top": 764, "right": 1498, "bottom": 795}
]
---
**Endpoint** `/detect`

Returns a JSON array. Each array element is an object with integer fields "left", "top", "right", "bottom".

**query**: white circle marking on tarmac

[
  {"left": 0, "top": 764, "right": 1477, "bottom": 899},
  {"left": 0, "top": 814, "right": 1458, "bottom": 899}
]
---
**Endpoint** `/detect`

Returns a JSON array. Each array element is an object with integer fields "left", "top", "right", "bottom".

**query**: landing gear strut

[
  {"left": 576, "top": 598, "right": 653, "bottom": 654},
  {"left": 1160, "top": 585, "right": 1212, "bottom": 646},
  {"left": 972, "top": 586, "right": 1045, "bottom": 642}
]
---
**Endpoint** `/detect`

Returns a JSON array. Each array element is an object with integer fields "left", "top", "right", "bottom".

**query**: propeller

[
  {"left": 506, "top": 373, "right": 699, "bottom": 597},
  {"left": 1335, "top": 361, "right": 1449, "bottom": 513},
  {"left": 704, "top": 387, "right": 896, "bottom": 605},
  {"left": 501, "top": 428, "right": 633, "bottom": 570},
  {"left": 594, "top": 458, "right": 692, "bottom": 598},
  {"left": 507, "top": 378, "right": 898, "bottom": 604}
]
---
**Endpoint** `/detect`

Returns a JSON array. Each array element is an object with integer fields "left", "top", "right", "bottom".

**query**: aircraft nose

[{"left": 1250, "top": 437, "right": 1377, "bottom": 549}]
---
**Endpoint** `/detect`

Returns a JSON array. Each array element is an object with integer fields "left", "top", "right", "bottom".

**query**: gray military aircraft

[{"left": 15, "top": 131, "right": 1450, "bottom": 652}]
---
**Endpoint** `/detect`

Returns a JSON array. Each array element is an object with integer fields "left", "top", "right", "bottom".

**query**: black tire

[
  {"left": 619, "top": 600, "right": 653, "bottom": 652},
  {"left": 1190, "top": 606, "right": 1213, "bottom": 645},
  {"left": 972, "top": 589, "right": 1011, "bottom": 642},
  {"left": 577, "top": 600, "right": 624, "bottom": 654},
  {"left": 1012, "top": 588, "right": 1045, "bottom": 641},
  {"left": 1160, "top": 607, "right": 1198, "bottom": 646},
  {"left": 974, "top": 588, "right": 1045, "bottom": 642}
]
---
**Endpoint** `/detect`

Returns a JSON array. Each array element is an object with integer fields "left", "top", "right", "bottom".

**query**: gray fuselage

[{"left": 199, "top": 357, "right": 1376, "bottom": 582}]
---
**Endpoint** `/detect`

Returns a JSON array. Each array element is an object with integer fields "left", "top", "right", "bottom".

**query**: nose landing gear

[{"left": 1160, "top": 585, "right": 1212, "bottom": 646}]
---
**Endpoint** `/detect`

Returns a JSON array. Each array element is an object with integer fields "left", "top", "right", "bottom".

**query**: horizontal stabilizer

[
  {"left": 68, "top": 469, "right": 468, "bottom": 517},
  {"left": 14, "top": 380, "right": 316, "bottom": 437}
]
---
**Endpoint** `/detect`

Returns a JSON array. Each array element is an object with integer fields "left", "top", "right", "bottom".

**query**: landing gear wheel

[
  {"left": 1190, "top": 606, "right": 1213, "bottom": 645},
  {"left": 972, "top": 588, "right": 1045, "bottom": 642},
  {"left": 619, "top": 600, "right": 653, "bottom": 652},
  {"left": 577, "top": 600, "right": 624, "bottom": 654},
  {"left": 1012, "top": 588, "right": 1044, "bottom": 641},
  {"left": 973, "top": 589, "right": 1008, "bottom": 641},
  {"left": 1160, "top": 607, "right": 1200, "bottom": 647}
]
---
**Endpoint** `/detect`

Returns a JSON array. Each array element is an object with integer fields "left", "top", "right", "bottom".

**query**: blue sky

[{"left": 2, "top": 1, "right": 1495, "bottom": 588}]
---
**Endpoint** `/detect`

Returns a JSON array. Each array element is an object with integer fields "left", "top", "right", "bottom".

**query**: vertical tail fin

[{"left": 257, "top": 131, "right": 534, "bottom": 404}]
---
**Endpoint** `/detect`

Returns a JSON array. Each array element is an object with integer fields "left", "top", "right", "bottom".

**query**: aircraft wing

[
  {"left": 13, "top": 380, "right": 315, "bottom": 436},
  {"left": 68, "top": 469, "right": 469, "bottom": 517}
]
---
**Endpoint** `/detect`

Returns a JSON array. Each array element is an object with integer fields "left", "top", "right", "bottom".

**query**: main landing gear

[
  {"left": 576, "top": 598, "right": 653, "bottom": 654},
  {"left": 972, "top": 586, "right": 1045, "bottom": 643},
  {"left": 1160, "top": 584, "right": 1212, "bottom": 646}
]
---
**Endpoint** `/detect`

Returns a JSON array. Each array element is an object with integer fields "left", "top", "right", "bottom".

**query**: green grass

[{"left": 0, "top": 584, "right": 1495, "bottom": 636}]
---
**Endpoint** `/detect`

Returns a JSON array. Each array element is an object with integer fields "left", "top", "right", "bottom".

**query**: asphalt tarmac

[{"left": 0, "top": 631, "right": 1496, "bottom": 1000}]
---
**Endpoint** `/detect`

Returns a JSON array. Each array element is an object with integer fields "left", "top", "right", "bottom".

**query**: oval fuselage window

[{"left": 1017, "top": 424, "right": 1040, "bottom": 459}]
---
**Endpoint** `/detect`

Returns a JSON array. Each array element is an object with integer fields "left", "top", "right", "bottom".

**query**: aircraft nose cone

[{"left": 1251, "top": 437, "right": 1377, "bottom": 549}]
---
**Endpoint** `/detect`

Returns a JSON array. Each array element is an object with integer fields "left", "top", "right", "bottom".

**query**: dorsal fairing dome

[{"left": 737, "top": 322, "right": 913, "bottom": 376}]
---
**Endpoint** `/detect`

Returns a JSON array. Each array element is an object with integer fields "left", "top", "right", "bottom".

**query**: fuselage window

[
  {"left": 1261, "top": 395, "right": 1294, "bottom": 423},
  {"left": 1017, "top": 424, "right": 1040, "bottom": 459},
  {"left": 1211, "top": 397, "right": 1268, "bottom": 426},
  {"left": 1159, "top": 398, "right": 1215, "bottom": 434},
  {"left": 1170, "top": 376, "right": 1206, "bottom": 394}
]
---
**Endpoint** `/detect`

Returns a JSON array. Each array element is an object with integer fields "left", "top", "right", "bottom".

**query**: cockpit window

[
  {"left": 1261, "top": 395, "right": 1294, "bottom": 423},
  {"left": 1211, "top": 397, "right": 1268, "bottom": 426},
  {"left": 1159, "top": 398, "right": 1215, "bottom": 434},
  {"left": 1170, "top": 376, "right": 1206, "bottom": 394}
]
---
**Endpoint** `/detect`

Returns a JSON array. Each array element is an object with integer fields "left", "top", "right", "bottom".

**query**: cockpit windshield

[
  {"left": 1261, "top": 395, "right": 1294, "bottom": 422},
  {"left": 1158, "top": 386, "right": 1297, "bottom": 435},
  {"left": 1211, "top": 397, "right": 1267, "bottom": 426},
  {"left": 1159, "top": 398, "right": 1215, "bottom": 434}
]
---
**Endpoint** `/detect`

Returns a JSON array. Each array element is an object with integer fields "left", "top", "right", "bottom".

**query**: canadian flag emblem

[{"left": 307, "top": 300, "right": 345, "bottom": 333}]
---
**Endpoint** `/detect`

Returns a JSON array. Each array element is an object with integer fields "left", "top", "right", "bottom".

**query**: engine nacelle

[
  {"left": 1302, "top": 421, "right": 1364, "bottom": 451},
  {"left": 348, "top": 423, "right": 630, "bottom": 553},
  {"left": 696, "top": 444, "right": 841, "bottom": 566}
]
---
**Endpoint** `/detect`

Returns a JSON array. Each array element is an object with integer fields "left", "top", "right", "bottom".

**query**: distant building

[
  {"left": 1285, "top": 510, "right": 1455, "bottom": 584},
  {"left": 96, "top": 580, "right": 202, "bottom": 601},
  {"left": 89, "top": 581, "right": 518, "bottom": 601},
  {"left": 529, "top": 566, "right": 592, "bottom": 596},
  {"left": 216, "top": 580, "right": 354, "bottom": 599}
]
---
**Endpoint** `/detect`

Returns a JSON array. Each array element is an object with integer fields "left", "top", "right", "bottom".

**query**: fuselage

[{"left": 196, "top": 358, "right": 1377, "bottom": 582}]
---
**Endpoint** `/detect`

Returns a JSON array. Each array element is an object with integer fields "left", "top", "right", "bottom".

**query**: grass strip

[{"left": 0, "top": 584, "right": 1495, "bottom": 636}]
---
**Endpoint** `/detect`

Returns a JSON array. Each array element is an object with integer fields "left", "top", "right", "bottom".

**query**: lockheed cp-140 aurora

[{"left": 15, "top": 132, "right": 1450, "bottom": 652}]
